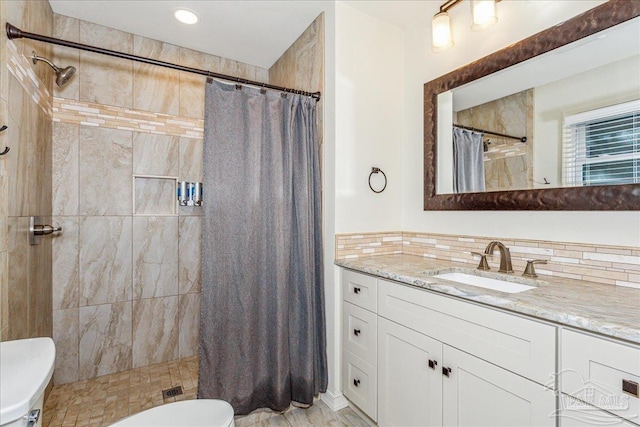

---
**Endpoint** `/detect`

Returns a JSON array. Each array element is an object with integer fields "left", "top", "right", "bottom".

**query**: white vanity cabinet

[
  {"left": 342, "top": 269, "right": 378, "bottom": 421},
  {"left": 342, "top": 268, "right": 557, "bottom": 426},
  {"left": 442, "top": 345, "right": 556, "bottom": 426},
  {"left": 378, "top": 317, "right": 443, "bottom": 426},
  {"left": 560, "top": 329, "right": 640, "bottom": 426},
  {"left": 560, "top": 396, "right": 639, "bottom": 426}
]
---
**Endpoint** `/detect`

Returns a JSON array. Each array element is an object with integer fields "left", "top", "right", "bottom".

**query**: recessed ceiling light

[{"left": 174, "top": 9, "right": 198, "bottom": 25}]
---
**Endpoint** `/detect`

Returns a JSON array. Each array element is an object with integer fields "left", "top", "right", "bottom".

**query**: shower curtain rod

[
  {"left": 454, "top": 123, "right": 527, "bottom": 143},
  {"left": 5, "top": 23, "right": 321, "bottom": 101}
]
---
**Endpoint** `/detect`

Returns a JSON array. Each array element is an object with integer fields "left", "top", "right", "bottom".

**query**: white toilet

[
  {"left": 109, "top": 399, "right": 235, "bottom": 427},
  {"left": 0, "top": 337, "right": 56, "bottom": 427}
]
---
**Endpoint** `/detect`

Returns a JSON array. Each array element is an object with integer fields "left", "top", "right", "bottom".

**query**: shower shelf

[{"left": 132, "top": 174, "right": 178, "bottom": 216}]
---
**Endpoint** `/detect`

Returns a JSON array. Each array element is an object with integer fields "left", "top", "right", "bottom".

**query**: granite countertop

[{"left": 335, "top": 254, "right": 640, "bottom": 345}]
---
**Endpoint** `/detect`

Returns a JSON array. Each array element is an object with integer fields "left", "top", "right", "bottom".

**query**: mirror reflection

[{"left": 436, "top": 17, "right": 640, "bottom": 195}]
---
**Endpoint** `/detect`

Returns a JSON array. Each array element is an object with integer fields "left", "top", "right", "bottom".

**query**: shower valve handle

[{"left": 32, "top": 224, "right": 62, "bottom": 235}]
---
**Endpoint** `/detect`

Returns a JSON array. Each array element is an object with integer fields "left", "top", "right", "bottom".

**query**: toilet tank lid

[
  {"left": 109, "top": 399, "right": 235, "bottom": 427},
  {"left": 0, "top": 338, "right": 55, "bottom": 425}
]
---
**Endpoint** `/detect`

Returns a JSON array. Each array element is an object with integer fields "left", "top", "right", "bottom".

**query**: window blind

[{"left": 562, "top": 99, "right": 640, "bottom": 187}]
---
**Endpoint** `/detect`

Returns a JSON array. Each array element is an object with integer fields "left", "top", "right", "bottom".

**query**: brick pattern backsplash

[
  {"left": 335, "top": 232, "right": 403, "bottom": 259},
  {"left": 53, "top": 98, "right": 204, "bottom": 139},
  {"left": 336, "top": 231, "right": 640, "bottom": 289},
  {"left": 7, "top": 40, "right": 53, "bottom": 116}
]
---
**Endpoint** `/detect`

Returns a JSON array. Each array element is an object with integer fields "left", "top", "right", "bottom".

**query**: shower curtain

[
  {"left": 453, "top": 127, "right": 486, "bottom": 193},
  {"left": 198, "top": 80, "right": 327, "bottom": 415}
]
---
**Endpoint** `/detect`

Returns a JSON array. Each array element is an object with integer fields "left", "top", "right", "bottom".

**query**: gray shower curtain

[
  {"left": 198, "top": 79, "right": 327, "bottom": 415},
  {"left": 453, "top": 127, "right": 486, "bottom": 193}
]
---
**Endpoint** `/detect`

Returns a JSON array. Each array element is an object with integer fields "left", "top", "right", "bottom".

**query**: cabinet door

[
  {"left": 442, "top": 346, "right": 556, "bottom": 427},
  {"left": 562, "top": 329, "right": 640, "bottom": 423},
  {"left": 378, "top": 317, "right": 443, "bottom": 427}
]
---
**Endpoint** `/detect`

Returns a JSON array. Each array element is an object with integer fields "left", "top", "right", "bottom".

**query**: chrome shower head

[
  {"left": 55, "top": 65, "right": 76, "bottom": 87},
  {"left": 31, "top": 51, "right": 76, "bottom": 87}
]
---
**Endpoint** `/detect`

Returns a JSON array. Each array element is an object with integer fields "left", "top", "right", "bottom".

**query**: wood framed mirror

[{"left": 423, "top": 0, "right": 640, "bottom": 210}]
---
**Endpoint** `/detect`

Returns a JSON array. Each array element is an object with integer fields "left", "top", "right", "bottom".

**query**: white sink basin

[
  {"left": 0, "top": 337, "right": 55, "bottom": 425},
  {"left": 433, "top": 272, "right": 535, "bottom": 294}
]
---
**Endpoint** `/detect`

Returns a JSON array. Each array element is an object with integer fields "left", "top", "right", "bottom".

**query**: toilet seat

[{"left": 110, "top": 399, "right": 235, "bottom": 427}]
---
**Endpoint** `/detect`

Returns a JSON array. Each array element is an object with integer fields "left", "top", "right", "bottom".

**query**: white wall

[
  {"left": 334, "top": 2, "right": 405, "bottom": 233},
  {"left": 322, "top": 2, "right": 343, "bottom": 408},
  {"left": 322, "top": 2, "right": 406, "bottom": 409},
  {"left": 401, "top": 0, "right": 640, "bottom": 247},
  {"left": 534, "top": 55, "right": 640, "bottom": 188}
]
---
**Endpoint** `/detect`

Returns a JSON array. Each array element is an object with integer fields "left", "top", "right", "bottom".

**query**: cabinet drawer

[
  {"left": 561, "top": 330, "right": 640, "bottom": 423},
  {"left": 378, "top": 279, "right": 556, "bottom": 386},
  {"left": 343, "top": 350, "right": 377, "bottom": 421},
  {"left": 343, "top": 269, "right": 377, "bottom": 312},
  {"left": 343, "top": 302, "right": 377, "bottom": 366},
  {"left": 560, "top": 395, "right": 638, "bottom": 426}
]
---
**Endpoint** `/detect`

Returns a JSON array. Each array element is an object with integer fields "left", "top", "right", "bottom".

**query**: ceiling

[
  {"left": 48, "top": 1, "right": 332, "bottom": 69},
  {"left": 47, "top": 1, "right": 444, "bottom": 69}
]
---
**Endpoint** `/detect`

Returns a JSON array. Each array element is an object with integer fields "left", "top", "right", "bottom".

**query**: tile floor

[{"left": 43, "top": 356, "right": 369, "bottom": 427}]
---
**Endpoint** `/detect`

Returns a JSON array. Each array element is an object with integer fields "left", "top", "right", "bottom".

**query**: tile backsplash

[{"left": 336, "top": 231, "right": 639, "bottom": 289}]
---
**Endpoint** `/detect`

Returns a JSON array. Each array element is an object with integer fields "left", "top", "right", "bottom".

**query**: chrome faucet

[{"left": 484, "top": 241, "right": 514, "bottom": 273}]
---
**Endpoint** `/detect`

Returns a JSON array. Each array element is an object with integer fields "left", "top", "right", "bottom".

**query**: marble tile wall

[
  {"left": 51, "top": 120, "right": 205, "bottom": 383},
  {"left": 50, "top": 14, "right": 269, "bottom": 384},
  {"left": 456, "top": 89, "right": 534, "bottom": 191},
  {"left": 335, "top": 231, "right": 640, "bottom": 289},
  {"left": 0, "top": 0, "right": 54, "bottom": 341},
  {"left": 269, "top": 13, "right": 324, "bottom": 146}
]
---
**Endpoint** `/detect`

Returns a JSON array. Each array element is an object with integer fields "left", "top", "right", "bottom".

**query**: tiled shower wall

[
  {"left": 336, "top": 232, "right": 640, "bottom": 288},
  {"left": 269, "top": 13, "right": 324, "bottom": 146},
  {"left": 0, "top": 0, "right": 55, "bottom": 341},
  {"left": 50, "top": 15, "right": 270, "bottom": 384},
  {"left": 456, "top": 89, "right": 533, "bottom": 191}
]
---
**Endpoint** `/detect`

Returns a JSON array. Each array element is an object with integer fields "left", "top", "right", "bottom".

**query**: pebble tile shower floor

[{"left": 43, "top": 356, "right": 369, "bottom": 427}]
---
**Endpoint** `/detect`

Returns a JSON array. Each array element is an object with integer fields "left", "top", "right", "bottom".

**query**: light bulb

[
  {"left": 174, "top": 9, "right": 198, "bottom": 25},
  {"left": 471, "top": 0, "right": 497, "bottom": 30},
  {"left": 432, "top": 12, "right": 453, "bottom": 52}
]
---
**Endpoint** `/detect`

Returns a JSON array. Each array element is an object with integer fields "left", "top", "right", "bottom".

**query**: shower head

[
  {"left": 31, "top": 51, "right": 76, "bottom": 87},
  {"left": 55, "top": 65, "right": 76, "bottom": 87}
]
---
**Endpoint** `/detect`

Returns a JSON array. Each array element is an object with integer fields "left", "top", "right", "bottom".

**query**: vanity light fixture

[
  {"left": 432, "top": 11, "right": 454, "bottom": 52},
  {"left": 471, "top": 0, "right": 498, "bottom": 30},
  {"left": 431, "top": 0, "right": 499, "bottom": 52},
  {"left": 174, "top": 9, "right": 198, "bottom": 25}
]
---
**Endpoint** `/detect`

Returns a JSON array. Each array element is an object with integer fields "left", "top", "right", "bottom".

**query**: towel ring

[
  {"left": 368, "top": 167, "right": 387, "bottom": 193},
  {"left": 0, "top": 125, "right": 8, "bottom": 156}
]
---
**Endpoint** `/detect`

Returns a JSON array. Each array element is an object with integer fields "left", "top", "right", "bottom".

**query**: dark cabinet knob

[
  {"left": 428, "top": 359, "right": 438, "bottom": 370},
  {"left": 442, "top": 367, "right": 452, "bottom": 377},
  {"left": 353, "top": 378, "right": 360, "bottom": 387},
  {"left": 353, "top": 329, "right": 361, "bottom": 336},
  {"left": 623, "top": 379, "right": 639, "bottom": 397},
  {"left": 353, "top": 287, "right": 361, "bottom": 294}
]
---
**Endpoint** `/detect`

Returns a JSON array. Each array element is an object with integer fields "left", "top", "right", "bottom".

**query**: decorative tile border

[
  {"left": 335, "top": 232, "right": 403, "bottom": 259},
  {"left": 52, "top": 98, "right": 204, "bottom": 139},
  {"left": 6, "top": 40, "right": 203, "bottom": 140},
  {"left": 336, "top": 231, "right": 640, "bottom": 288},
  {"left": 6, "top": 40, "right": 53, "bottom": 116},
  {"left": 484, "top": 140, "right": 527, "bottom": 161}
]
